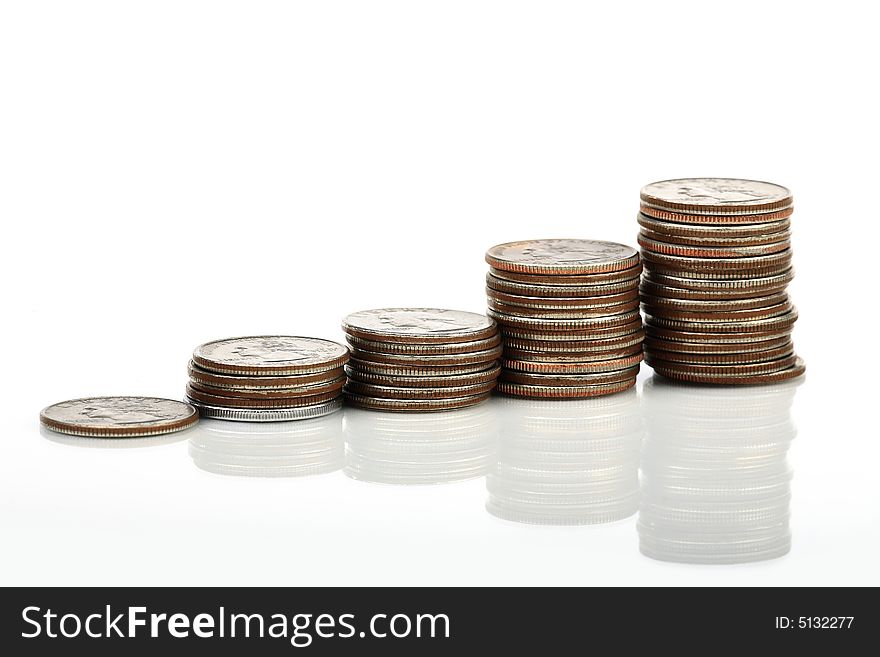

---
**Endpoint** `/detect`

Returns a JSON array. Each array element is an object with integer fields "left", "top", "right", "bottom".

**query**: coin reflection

[
  {"left": 188, "top": 414, "right": 344, "bottom": 478},
  {"left": 343, "top": 402, "right": 498, "bottom": 485},
  {"left": 487, "top": 389, "right": 642, "bottom": 525},
  {"left": 639, "top": 375, "right": 800, "bottom": 564}
]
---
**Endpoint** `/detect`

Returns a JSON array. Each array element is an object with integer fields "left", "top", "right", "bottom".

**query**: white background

[{"left": 2, "top": 1, "right": 878, "bottom": 586}]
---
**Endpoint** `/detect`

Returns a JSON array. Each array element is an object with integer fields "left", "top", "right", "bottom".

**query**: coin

[
  {"left": 639, "top": 226, "right": 792, "bottom": 249},
  {"left": 641, "top": 249, "right": 792, "bottom": 273},
  {"left": 645, "top": 325, "right": 794, "bottom": 344},
  {"left": 345, "top": 333, "right": 500, "bottom": 355},
  {"left": 344, "top": 363, "right": 501, "bottom": 388},
  {"left": 187, "top": 361, "right": 345, "bottom": 390},
  {"left": 503, "top": 345, "right": 643, "bottom": 363},
  {"left": 188, "top": 398, "right": 343, "bottom": 422},
  {"left": 342, "top": 308, "right": 496, "bottom": 344},
  {"left": 498, "top": 317, "right": 644, "bottom": 341},
  {"left": 645, "top": 308, "right": 798, "bottom": 333},
  {"left": 640, "top": 178, "right": 793, "bottom": 216},
  {"left": 186, "top": 385, "right": 340, "bottom": 409},
  {"left": 652, "top": 357, "right": 806, "bottom": 385},
  {"left": 642, "top": 301, "right": 793, "bottom": 322},
  {"left": 489, "top": 265, "right": 641, "bottom": 286},
  {"left": 348, "top": 343, "right": 502, "bottom": 366},
  {"left": 488, "top": 298, "right": 640, "bottom": 319},
  {"left": 501, "top": 367, "right": 640, "bottom": 387},
  {"left": 193, "top": 336, "right": 349, "bottom": 376},
  {"left": 344, "top": 392, "right": 492, "bottom": 412},
  {"left": 40, "top": 397, "right": 198, "bottom": 438},
  {"left": 486, "top": 239, "right": 639, "bottom": 275},
  {"left": 644, "top": 335, "right": 793, "bottom": 355},
  {"left": 639, "top": 291, "right": 788, "bottom": 311},
  {"left": 188, "top": 376, "right": 345, "bottom": 399},
  {"left": 643, "top": 262, "right": 793, "bottom": 281},
  {"left": 486, "top": 273, "right": 639, "bottom": 298},
  {"left": 496, "top": 379, "right": 636, "bottom": 399},
  {"left": 344, "top": 380, "right": 496, "bottom": 400},
  {"left": 501, "top": 352, "right": 643, "bottom": 374},
  {"left": 504, "top": 330, "right": 645, "bottom": 353},
  {"left": 646, "top": 343, "right": 793, "bottom": 364},
  {"left": 486, "top": 288, "right": 640, "bottom": 308},
  {"left": 637, "top": 213, "right": 791, "bottom": 238},
  {"left": 646, "top": 352, "right": 798, "bottom": 375},
  {"left": 638, "top": 234, "right": 791, "bottom": 258},
  {"left": 642, "top": 269, "right": 794, "bottom": 293},
  {"left": 488, "top": 308, "right": 640, "bottom": 331},
  {"left": 347, "top": 357, "right": 497, "bottom": 377}
]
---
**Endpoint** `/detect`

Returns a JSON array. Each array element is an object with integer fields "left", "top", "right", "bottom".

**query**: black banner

[{"left": 1, "top": 587, "right": 874, "bottom": 654}]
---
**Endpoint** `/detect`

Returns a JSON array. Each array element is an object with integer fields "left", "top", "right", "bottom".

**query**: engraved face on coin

[
  {"left": 486, "top": 239, "right": 638, "bottom": 275},
  {"left": 40, "top": 397, "right": 198, "bottom": 437},
  {"left": 193, "top": 336, "right": 349, "bottom": 375},
  {"left": 342, "top": 308, "right": 497, "bottom": 343},
  {"left": 640, "top": 178, "right": 792, "bottom": 214}
]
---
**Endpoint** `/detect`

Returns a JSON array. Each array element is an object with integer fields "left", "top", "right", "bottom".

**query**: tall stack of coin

[
  {"left": 485, "top": 239, "right": 644, "bottom": 398},
  {"left": 638, "top": 178, "right": 805, "bottom": 384},
  {"left": 186, "top": 336, "right": 349, "bottom": 421},
  {"left": 341, "top": 308, "right": 501, "bottom": 411}
]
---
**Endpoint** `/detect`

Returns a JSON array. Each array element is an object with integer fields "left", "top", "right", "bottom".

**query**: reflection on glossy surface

[
  {"left": 639, "top": 376, "right": 800, "bottom": 564},
  {"left": 40, "top": 425, "right": 193, "bottom": 449},
  {"left": 487, "top": 390, "right": 643, "bottom": 525},
  {"left": 188, "top": 413, "right": 344, "bottom": 478},
  {"left": 343, "top": 402, "right": 498, "bottom": 485}
]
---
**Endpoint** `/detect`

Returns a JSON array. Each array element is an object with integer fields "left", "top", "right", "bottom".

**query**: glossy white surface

[{"left": 2, "top": 1, "right": 878, "bottom": 585}]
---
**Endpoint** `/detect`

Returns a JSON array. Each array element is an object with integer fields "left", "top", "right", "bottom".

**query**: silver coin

[
  {"left": 193, "top": 336, "right": 349, "bottom": 376},
  {"left": 640, "top": 178, "right": 792, "bottom": 215},
  {"left": 342, "top": 308, "right": 497, "bottom": 344},
  {"left": 486, "top": 272, "right": 640, "bottom": 298},
  {"left": 40, "top": 396, "right": 198, "bottom": 438},
  {"left": 486, "top": 239, "right": 638, "bottom": 275},
  {"left": 187, "top": 397, "right": 343, "bottom": 422},
  {"left": 345, "top": 333, "right": 501, "bottom": 355}
]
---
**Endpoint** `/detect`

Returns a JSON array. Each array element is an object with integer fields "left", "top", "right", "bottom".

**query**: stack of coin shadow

[
  {"left": 638, "top": 178, "right": 805, "bottom": 384},
  {"left": 344, "top": 403, "right": 498, "bottom": 484},
  {"left": 341, "top": 308, "right": 501, "bottom": 412},
  {"left": 188, "top": 413, "right": 344, "bottom": 478},
  {"left": 639, "top": 376, "right": 800, "bottom": 564},
  {"left": 484, "top": 239, "right": 644, "bottom": 399},
  {"left": 486, "top": 392, "right": 642, "bottom": 525},
  {"left": 186, "top": 336, "right": 349, "bottom": 421}
]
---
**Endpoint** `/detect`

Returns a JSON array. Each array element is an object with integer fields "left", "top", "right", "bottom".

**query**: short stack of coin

[
  {"left": 484, "top": 239, "right": 644, "bottom": 398},
  {"left": 342, "top": 308, "right": 501, "bottom": 411},
  {"left": 638, "top": 178, "right": 805, "bottom": 384},
  {"left": 186, "top": 336, "right": 349, "bottom": 421}
]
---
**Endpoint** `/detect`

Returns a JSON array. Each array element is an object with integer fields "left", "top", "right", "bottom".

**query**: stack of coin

[
  {"left": 639, "top": 376, "right": 799, "bottom": 564},
  {"left": 484, "top": 239, "right": 644, "bottom": 398},
  {"left": 638, "top": 178, "right": 805, "bottom": 384},
  {"left": 486, "top": 391, "right": 642, "bottom": 525},
  {"left": 341, "top": 308, "right": 501, "bottom": 411},
  {"left": 186, "top": 336, "right": 349, "bottom": 421}
]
